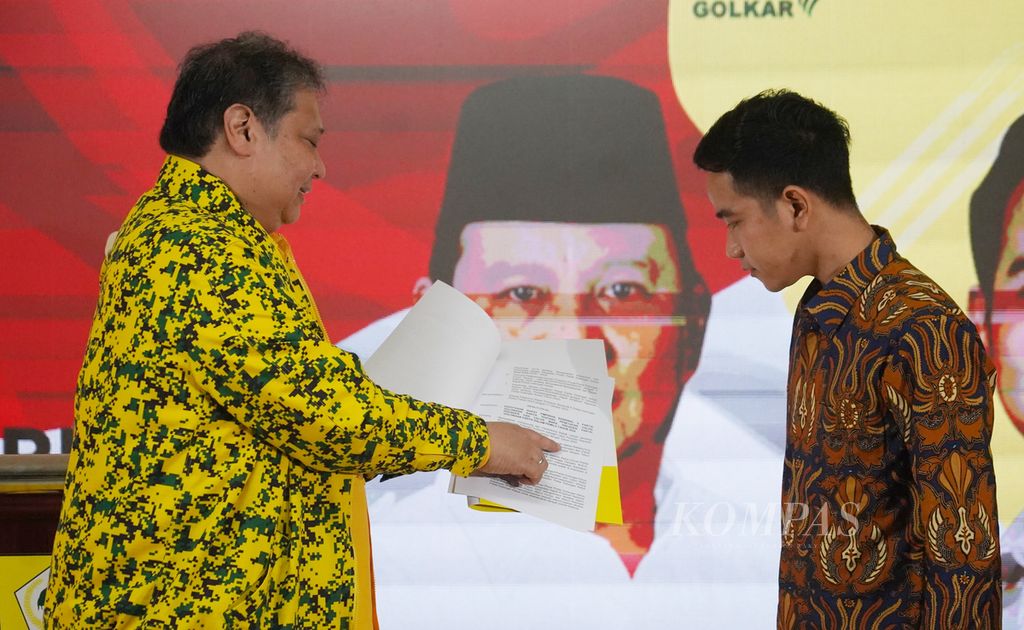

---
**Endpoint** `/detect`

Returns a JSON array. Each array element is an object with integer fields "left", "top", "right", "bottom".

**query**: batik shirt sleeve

[{"left": 883, "top": 312, "right": 1001, "bottom": 626}]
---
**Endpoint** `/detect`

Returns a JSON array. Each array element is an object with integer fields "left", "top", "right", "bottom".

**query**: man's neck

[
  {"left": 194, "top": 149, "right": 234, "bottom": 192},
  {"left": 812, "top": 213, "right": 876, "bottom": 285}
]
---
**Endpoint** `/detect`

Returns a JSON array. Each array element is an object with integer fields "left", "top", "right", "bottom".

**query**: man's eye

[
  {"left": 601, "top": 282, "right": 649, "bottom": 301},
  {"left": 499, "top": 286, "right": 545, "bottom": 303}
]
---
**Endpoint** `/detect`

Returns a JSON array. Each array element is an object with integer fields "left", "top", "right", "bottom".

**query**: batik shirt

[
  {"left": 779, "top": 228, "right": 1001, "bottom": 628},
  {"left": 46, "top": 155, "right": 490, "bottom": 629}
]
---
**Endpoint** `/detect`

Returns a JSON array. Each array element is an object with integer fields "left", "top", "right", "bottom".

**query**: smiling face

[
  {"left": 990, "top": 196, "right": 1024, "bottom": 435},
  {"left": 242, "top": 89, "right": 325, "bottom": 232},
  {"left": 706, "top": 171, "right": 806, "bottom": 292},
  {"left": 450, "top": 221, "right": 689, "bottom": 451}
]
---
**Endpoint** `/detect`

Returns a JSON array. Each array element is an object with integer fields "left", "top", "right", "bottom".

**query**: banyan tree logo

[{"left": 692, "top": 0, "right": 821, "bottom": 18}]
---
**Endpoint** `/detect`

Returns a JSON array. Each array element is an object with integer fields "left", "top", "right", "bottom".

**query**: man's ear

[
  {"left": 103, "top": 230, "right": 119, "bottom": 258},
  {"left": 412, "top": 276, "right": 433, "bottom": 304},
  {"left": 223, "top": 103, "right": 259, "bottom": 156},
  {"left": 781, "top": 185, "right": 812, "bottom": 230}
]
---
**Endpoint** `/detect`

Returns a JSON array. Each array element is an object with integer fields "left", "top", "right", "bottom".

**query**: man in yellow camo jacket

[{"left": 45, "top": 31, "right": 558, "bottom": 628}]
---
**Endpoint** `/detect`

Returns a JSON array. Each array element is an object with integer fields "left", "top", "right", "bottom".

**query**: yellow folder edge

[{"left": 468, "top": 465, "right": 623, "bottom": 525}]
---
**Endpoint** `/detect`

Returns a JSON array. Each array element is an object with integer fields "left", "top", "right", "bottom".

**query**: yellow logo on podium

[{"left": 14, "top": 566, "right": 48, "bottom": 630}]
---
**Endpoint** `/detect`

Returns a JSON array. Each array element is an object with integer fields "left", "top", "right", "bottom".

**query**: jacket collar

[{"left": 156, "top": 154, "right": 269, "bottom": 244}]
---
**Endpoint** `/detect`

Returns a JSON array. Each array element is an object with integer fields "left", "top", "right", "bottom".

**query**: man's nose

[
  {"left": 725, "top": 233, "right": 743, "bottom": 259},
  {"left": 535, "top": 294, "right": 615, "bottom": 368},
  {"left": 313, "top": 151, "right": 326, "bottom": 180},
  {"left": 545, "top": 294, "right": 589, "bottom": 339}
]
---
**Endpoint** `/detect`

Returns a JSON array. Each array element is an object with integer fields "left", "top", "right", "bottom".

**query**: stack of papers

[{"left": 364, "top": 281, "right": 621, "bottom": 531}]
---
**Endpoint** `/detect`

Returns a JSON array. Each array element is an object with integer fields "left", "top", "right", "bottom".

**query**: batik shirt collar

[{"left": 797, "top": 226, "right": 898, "bottom": 338}]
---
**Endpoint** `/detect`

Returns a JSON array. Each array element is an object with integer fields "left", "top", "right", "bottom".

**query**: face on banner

[
  {"left": 414, "top": 73, "right": 711, "bottom": 561},
  {"left": 992, "top": 201, "right": 1024, "bottom": 434},
  {"left": 971, "top": 114, "right": 1024, "bottom": 438},
  {"left": 968, "top": 112, "right": 1024, "bottom": 610},
  {"left": 449, "top": 221, "right": 689, "bottom": 451}
]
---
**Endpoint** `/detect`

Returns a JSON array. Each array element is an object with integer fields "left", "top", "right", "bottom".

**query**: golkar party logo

[{"left": 693, "top": 0, "right": 820, "bottom": 18}]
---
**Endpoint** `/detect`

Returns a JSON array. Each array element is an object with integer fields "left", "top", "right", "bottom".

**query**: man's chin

[
  {"left": 756, "top": 275, "right": 789, "bottom": 293},
  {"left": 282, "top": 207, "right": 302, "bottom": 226}
]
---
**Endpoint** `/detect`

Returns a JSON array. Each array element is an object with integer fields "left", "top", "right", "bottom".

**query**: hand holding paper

[
  {"left": 363, "top": 280, "right": 621, "bottom": 531},
  {"left": 476, "top": 421, "right": 560, "bottom": 486}
]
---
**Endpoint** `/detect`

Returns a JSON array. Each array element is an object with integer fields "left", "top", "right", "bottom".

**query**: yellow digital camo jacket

[{"left": 46, "top": 155, "right": 490, "bottom": 628}]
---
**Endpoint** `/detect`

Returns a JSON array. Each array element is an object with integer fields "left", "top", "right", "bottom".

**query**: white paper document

[
  {"left": 361, "top": 281, "right": 618, "bottom": 531},
  {"left": 451, "top": 341, "right": 614, "bottom": 531},
  {"left": 364, "top": 280, "right": 500, "bottom": 410}
]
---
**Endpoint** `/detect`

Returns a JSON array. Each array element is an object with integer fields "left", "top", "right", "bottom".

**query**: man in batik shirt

[
  {"left": 694, "top": 90, "right": 1001, "bottom": 628},
  {"left": 46, "top": 32, "right": 557, "bottom": 628}
]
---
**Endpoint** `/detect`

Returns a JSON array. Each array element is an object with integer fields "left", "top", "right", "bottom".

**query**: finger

[
  {"left": 523, "top": 456, "right": 548, "bottom": 485},
  {"left": 523, "top": 427, "right": 560, "bottom": 453},
  {"left": 538, "top": 435, "right": 560, "bottom": 453}
]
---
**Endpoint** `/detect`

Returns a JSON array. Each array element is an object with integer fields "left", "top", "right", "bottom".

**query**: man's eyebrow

[
  {"left": 1008, "top": 256, "right": 1024, "bottom": 277},
  {"left": 714, "top": 208, "right": 734, "bottom": 220}
]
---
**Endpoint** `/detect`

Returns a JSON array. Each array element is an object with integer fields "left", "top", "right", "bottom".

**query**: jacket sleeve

[
  {"left": 171, "top": 229, "right": 490, "bottom": 477},
  {"left": 884, "top": 313, "right": 1001, "bottom": 627}
]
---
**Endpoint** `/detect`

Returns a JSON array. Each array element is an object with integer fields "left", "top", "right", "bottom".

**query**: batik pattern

[
  {"left": 780, "top": 228, "right": 1001, "bottom": 628},
  {"left": 46, "top": 155, "right": 490, "bottom": 628}
]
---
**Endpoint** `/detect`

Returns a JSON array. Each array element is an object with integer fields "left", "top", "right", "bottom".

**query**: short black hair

[
  {"left": 692, "top": 89, "right": 858, "bottom": 210},
  {"left": 970, "top": 113, "right": 1024, "bottom": 333},
  {"left": 159, "top": 31, "right": 324, "bottom": 159}
]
